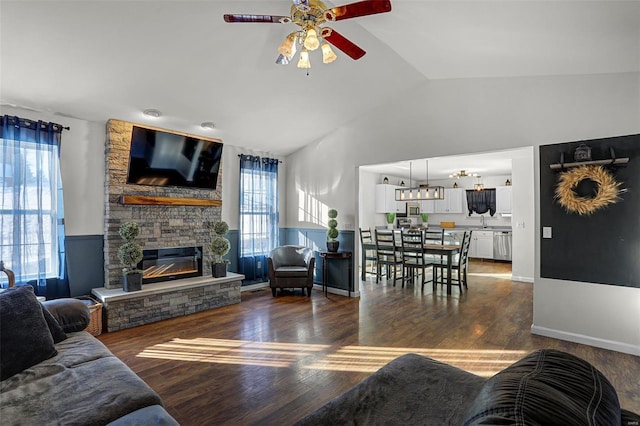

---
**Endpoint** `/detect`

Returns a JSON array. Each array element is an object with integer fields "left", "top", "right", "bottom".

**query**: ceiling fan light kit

[
  {"left": 224, "top": 0, "right": 392, "bottom": 70},
  {"left": 297, "top": 49, "right": 311, "bottom": 69},
  {"left": 321, "top": 42, "right": 337, "bottom": 63}
]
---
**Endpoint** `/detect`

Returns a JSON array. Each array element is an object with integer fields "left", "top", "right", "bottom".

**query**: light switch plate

[{"left": 542, "top": 227, "right": 552, "bottom": 239}]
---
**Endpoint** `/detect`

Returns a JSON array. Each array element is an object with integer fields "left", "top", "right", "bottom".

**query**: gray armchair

[{"left": 268, "top": 245, "right": 315, "bottom": 297}]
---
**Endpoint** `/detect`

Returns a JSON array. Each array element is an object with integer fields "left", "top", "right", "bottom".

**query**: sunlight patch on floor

[
  {"left": 304, "top": 346, "right": 528, "bottom": 374},
  {"left": 137, "top": 338, "right": 331, "bottom": 368},
  {"left": 137, "top": 338, "right": 527, "bottom": 376}
]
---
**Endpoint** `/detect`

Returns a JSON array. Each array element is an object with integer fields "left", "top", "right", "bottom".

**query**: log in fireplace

[{"left": 138, "top": 246, "right": 203, "bottom": 284}]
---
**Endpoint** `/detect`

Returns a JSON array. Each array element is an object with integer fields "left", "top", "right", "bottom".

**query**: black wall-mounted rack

[{"left": 549, "top": 147, "right": 629, "bottom": 170}]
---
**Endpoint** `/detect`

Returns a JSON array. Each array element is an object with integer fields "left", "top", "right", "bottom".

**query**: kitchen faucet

[{"left": 480, "top": 215, "right": 486, "bottom": 228}]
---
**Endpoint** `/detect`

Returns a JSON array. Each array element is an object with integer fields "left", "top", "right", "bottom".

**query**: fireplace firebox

[{"left": 138, "top": 246, "right": 202, "bottom": 284}]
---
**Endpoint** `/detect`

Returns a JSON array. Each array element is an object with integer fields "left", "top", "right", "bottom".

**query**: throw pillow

[
  {"left": 0, "top": 286, "right": 58, "bottom": 380},
  {"left": 41, "top": 304, "right": 67, "bottom": 343},
  {"left": 464, "top": 349, "right": 621, "bottom": 426},
  {"left": 41, "top": 298, "right": 90, "bottom": 333}
]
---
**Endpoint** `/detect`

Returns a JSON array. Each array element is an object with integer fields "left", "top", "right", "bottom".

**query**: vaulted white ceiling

[{"left": 2, "top": 0, "right": 639, "bottom": 163}]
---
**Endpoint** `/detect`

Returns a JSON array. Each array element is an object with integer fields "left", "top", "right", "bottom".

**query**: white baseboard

[
  {"left": 531, "top": 325, "right": 640, "bottom": 356},
  {"left": 511, "top": 275, "right": 534, "bottom": 283},
  {"left": 312, "top": 284, "right": 360, "bottom": 298}
]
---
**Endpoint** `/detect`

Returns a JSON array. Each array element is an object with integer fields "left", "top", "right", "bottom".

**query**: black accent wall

[{"left": 539, "top": 134, "right": 640, "bottom": 288}]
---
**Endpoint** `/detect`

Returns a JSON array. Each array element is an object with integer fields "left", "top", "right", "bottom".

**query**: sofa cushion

[
  {"left": 107, "top": 405, "right": 180, "bottom": 426},
  {"left": 275, "top": 266, "right": 311, "bottom": 277},
  {"left": 0, "top": 286, "right": 57, "bottom": 380},
  {"left": 42, "top": 298, "right": 90, "bottom": 332},
  {"left": 295, "top": 353, "right": 487, "bottom": 426},
  {"left": 0, "top": 331, "right": 165, "bottom": 425},
  {"left": 463, "top": 349, "right": 621, "bottom": 426}
]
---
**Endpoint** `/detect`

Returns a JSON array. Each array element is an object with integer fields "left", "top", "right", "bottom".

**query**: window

[
  {"left": 238, "top": 155, "right": 279, "bottom": 281},
  {"left": 239, "top": 156, "right": 279, "bottom": 256},
  {"left": 0, "top": 116, "right": 66, "bottom": 291}
]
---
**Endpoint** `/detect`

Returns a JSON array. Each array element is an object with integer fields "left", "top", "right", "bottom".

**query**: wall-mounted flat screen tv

[{"left": 127, "top": 125, "right": 223, "bottom": 190}]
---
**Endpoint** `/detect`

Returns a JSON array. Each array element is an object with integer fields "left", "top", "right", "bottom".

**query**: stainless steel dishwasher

[{"left": 493, "top": 231, "right": 512, "bottom": 261}]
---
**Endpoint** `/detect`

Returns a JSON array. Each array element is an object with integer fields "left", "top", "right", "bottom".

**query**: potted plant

[
  {"left": 326, "top": 209, "right": 339, "bottom": 252},
  {"left": 209, "top": 220, "right": 231, "bottom": 278},
  {"left": 386, "top": 212, "right": 396, "bottom": 229},
  {"left": 117, "top": 221, "right": 144, "bottom": 292},
  {"left": 421, "top": 212, "right": 429, "bottom": 228}
]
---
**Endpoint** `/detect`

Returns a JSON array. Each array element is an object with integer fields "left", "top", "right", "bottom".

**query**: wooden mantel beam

[{"left": 119, "top": 195, "right": 222, "bottom": 207}]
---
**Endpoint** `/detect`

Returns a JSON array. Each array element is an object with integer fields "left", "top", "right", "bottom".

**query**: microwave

[{"left": 407, "top": 203, "right": 420, "bottom": 216}]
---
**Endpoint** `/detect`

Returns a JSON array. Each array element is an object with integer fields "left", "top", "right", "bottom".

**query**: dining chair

[
  {"left": 423, "top": 229, "right": 445, "bottom": 263},
  {"left": 374, "top": 229, "right": 403, "bottom": 285},
  {"left": 433, "top": 231, "right": 472, "bottom": 292},
  {"left": 400, "top": 229, "right": 434, "bottom": 291},
  {"left": 359, "top": 228, "right": 378, "bottom": 281}
]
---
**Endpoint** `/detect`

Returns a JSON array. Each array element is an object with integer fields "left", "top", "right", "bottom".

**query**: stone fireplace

[
  {"left": 103, "top": 119, "right": 222, "bottom": 290},
  {"left": 96, "top": 119, "right": 243, "bottom": 332}
]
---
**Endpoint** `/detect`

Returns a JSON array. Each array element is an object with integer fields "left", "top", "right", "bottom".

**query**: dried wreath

[{"left": 554, "top": 165, "right": 623, "bottom": 215}]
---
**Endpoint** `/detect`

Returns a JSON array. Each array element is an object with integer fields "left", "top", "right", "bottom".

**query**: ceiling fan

[{"left": 223, "top": 0, "right": 392, "bottom": 69}]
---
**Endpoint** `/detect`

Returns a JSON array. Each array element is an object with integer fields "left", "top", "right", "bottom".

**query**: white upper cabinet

[
  {"left": 496, "top": 186, "right": 513, "bottom": 214},
  {"left": 434, "top": 188, "right": 465, "bottom": 213},
  {"left": 375, "top": 184, "right": 404, "bottom": 214},
  {"left": 420, "top": 199, "right": 435, "bottom": 214}
]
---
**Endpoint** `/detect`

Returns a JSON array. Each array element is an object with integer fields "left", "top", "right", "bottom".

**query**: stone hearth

[{"left": 92, "top": 272, "right": 243, "bottom": 332}]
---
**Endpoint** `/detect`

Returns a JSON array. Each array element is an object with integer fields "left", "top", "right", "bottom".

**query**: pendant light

[{"left": 395, "top": 160, "right": 445, "bottom": 201}]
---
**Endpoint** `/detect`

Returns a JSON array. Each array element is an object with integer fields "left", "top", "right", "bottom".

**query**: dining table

[{"left": 422, "top": 243, "right": 461, "bottom": 295}]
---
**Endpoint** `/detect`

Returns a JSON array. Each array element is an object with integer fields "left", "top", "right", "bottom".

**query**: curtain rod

[
  {"left": 1, "top": 114, "right": 70, "bottom": 131},
  {"left": 238, "top": 154, "right": 282, "bottom": 163}
]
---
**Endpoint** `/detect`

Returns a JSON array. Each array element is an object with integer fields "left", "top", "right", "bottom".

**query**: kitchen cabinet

[
  {"left": 469, "top": 230, "right": 494, "bottom": 259},
  {"left": 496, "top": 186, "right": 512, "bottom": 214},
  {"left": 420, "top": 199, "right": 435, "bottom": 214},
  {"left": 434, "top": 188, "right": 464, "bottom": 213},
  {"left": 375, "top": 184, "right": 404, "bottom": 214}
]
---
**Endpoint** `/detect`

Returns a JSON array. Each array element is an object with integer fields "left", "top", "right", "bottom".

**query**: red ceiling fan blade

[
  {"left": 330, "top": 0, "right": 392, "bottom": 21},
  {"left": 322, "top": 28, "right": 366, "bottom": 60},
  {"left": 223, "top": 14, "right": 290, "bottom": 23}
]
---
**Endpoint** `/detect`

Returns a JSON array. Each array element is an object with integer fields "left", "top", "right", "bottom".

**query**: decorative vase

[
  {"left": 326, "top": 241, "right": 339, "bottom": 253},
  {"left": 212, "top": 262, "right": 227, "bottom": 278},
  {"left": 122, "top": 272, "right": 143, "bottom": 292}
]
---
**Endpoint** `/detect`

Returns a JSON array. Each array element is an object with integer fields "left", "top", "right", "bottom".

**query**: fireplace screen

[{"left": 138, "top": 246, "right": 202, "bottom": 284}]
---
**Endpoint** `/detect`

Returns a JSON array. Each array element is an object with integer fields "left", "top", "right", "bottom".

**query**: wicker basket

[{"left": 75, "top": 296, "right": 103, "bottom": 336}]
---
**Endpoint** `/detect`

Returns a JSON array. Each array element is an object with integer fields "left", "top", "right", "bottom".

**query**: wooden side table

[{"left": 319, "top": 251, "right": 353, "bottom": 297}]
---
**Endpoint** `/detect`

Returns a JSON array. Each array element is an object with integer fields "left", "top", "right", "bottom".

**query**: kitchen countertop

[{"left": 425, "top": 225, "right": 513, "bottom": 232}]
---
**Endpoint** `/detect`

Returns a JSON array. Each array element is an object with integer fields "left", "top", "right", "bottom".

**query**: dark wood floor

[{"left": 99, "top": 260, "right": 640, "bottom": 425}]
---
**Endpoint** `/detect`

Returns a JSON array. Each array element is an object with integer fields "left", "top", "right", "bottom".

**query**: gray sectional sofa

[
  {"left": 296, "top": 349, "right": 640, "bottom": 425},
  {"left": 0, "top": 286, "right": 178, "bottom": 425}
]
